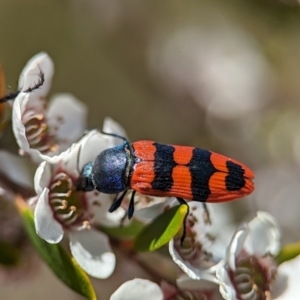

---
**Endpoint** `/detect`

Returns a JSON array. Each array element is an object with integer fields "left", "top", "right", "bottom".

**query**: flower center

[
  {"left": 229, "top": 254, "right": 276, "bottom": 300},
  {"left": 22, "top": 108, "right": 58, "bottom": 154},
  {"left": 175, "top": 233, "right": 200, "bottom": 261},
  {"left": 48, "top": 170, "right": 92, "bottom": 231}
]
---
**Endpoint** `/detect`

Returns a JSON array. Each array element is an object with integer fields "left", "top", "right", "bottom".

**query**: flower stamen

[
  {"left": 60, "top": 214, "right": 78, "bottom": 226},
  {"left": 79, "top": 221, "right": 91, "bottom": 230},
  {"left": 50, "top": 192, "right": 71, "bottom": 198},
  {"left": 22, "top": 108, "right": 59, "bottom": 155},
  {"left": 59, "top": 210, "right": 76, "bottom": 220},
  {"left": 70, "top": 206, "right": 76, "bottom": 211},
  {"left": 48, "top": 170, "right": 91, "bottom": 231},
  {"left": 25, "top": 124, "right": 39, "bottom": 131},
  {"left": 26, "top": 124, "right": 47, "bottom": 141},
  {"left": 228, "top": 255, "right": 276, "bottom": 300}
]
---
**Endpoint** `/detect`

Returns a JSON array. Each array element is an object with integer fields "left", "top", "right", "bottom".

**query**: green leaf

[
  {"left": 134, "top": 204, "right": 188, "bottom": 252},
  {"left": 0, "top": 240, "right": 20, "bottom": 266},
  {"left": 15, "top": 197, "right": 97, "bottom": 300},
  {"left": 99, "top": 219, "right": 144, "bottom": 239},
  {"left": 276, "top": 242, "right": 300, "bottom": 265}
]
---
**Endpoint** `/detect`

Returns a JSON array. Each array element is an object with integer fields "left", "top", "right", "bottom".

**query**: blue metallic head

[
  {"left": 91, "top": 144, "right": 129, "bottom": 194},
  {"left": 77, "top": 162, "right": 95, "bottom": 191}
]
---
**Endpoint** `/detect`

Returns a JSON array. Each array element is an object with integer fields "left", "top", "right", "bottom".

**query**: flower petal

[
  {"left": 63, "top": 120, "right": 128, "bottom": 174},
  {"left": 46, "top": 93, "right": 87, "bottom": 150},
  {"left": 226, "top": 223, "right": 249, "bottom": 270},
  {"left": 69, "top": 229, "right": 116, "bottom": 279},
  {"left": 169, "top": 239, "right": 219, "bottom": 282},
  {"left": 177, "top": 274, "right": 219, "bottom": 291},
  {"left": 130, "top": 195, "right": 177, "bottom": 225},
  {"left": 110, "top": 278, "right": 163, "bottom": 300},
  {"left": 18, "top": 52, "right": 54, "bottom": 97},
  {"left": 88, "top": 193, "right": 127, "bottom": 227},
  {"left": 34, "top": 161, "right": 51, "bottom": 195},
  {"left": 12, "top": 92, "right": 31, "bottom": 153},
  {"left": 34, "top": 187, "right": 64, "bottom": 243},
  {"left": 273, "top": 255, "right": 300, "bottom": 300},
  {"left": 182, "top": 202, "right": 236, "bottom": 261},
  {"left": 245, "top": 211, "right": 281, "bottom": 257},
  {"left": 216, "top": 266, "right": 237, "bottom": 300},
  {"left": 12, "top": 93, "right": 60, "bottom": 163},
  {"left": 102, "top": 117, "right": 128, "bottom": 147},
  {"left": 63, "top": 130, "right": 111, "bottom": 172}
]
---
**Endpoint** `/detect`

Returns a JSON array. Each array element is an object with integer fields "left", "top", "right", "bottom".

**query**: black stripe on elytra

[
  {"left": 152, "top": 143, "right": 176, "bottom": 191},
  {"left": 225, "top": 161, "right": 245, "bottom": 191},
  {"left": 187, "top": 148, "right": 216, "bottom": 202}
]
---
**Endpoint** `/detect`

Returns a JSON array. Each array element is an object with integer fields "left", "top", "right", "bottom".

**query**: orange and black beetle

[{"left": 77, "top": 133, "right": 254, "bottom": 219}]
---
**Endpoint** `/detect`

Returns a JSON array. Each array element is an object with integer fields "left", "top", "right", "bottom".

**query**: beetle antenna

[
  {"left": 101, "top": 130, "right": 134, "bottom": 157},
  {"left": 101, "top": 131, "right": 129, "bottom": 145}
]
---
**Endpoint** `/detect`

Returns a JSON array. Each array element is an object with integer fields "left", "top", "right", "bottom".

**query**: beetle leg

[
  {"left": 128, "top": 190, "right": 136, "bottom": 219},
  {"left": 109, "top": 189, "right": 128, "bottom": 213}
]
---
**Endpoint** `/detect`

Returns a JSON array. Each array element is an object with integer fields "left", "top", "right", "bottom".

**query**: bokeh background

[{"left": 1, "top": 0, "right": 300, "bottom": 299}]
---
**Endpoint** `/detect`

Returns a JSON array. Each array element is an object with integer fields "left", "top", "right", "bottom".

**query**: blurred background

[{"left": 1, "top": 0, "right": 300, "bottom": 299}]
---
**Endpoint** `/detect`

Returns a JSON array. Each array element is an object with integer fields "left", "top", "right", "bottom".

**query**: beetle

[{"left": 76, "top": 132, "right": 255, "bottom": 221}]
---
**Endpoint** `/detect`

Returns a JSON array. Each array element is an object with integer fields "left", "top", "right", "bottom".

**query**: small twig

[{"left": 0, "top": 71, "right": 45, "bottom": 103}]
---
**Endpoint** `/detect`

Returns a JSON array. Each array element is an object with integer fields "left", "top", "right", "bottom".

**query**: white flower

[
  {"left": 110, "top": 279, "right": 164, "bottom": 300},
  {"left": 218, "top": 217, "right": 300, "bottom": 300},
  {"left": 169, "top": 202, "right": 235, "bottom": 283},
  {"left": 110, "top": 277, "right": 223, "bottom": 300},
  {"left": 33, "top": 119, "right": 128, "bottom": 279},
  {"left": 216, "top": 211, "right": 281, "bottom": 300},
  {"left": 12, "top": 52, "right": 87, "bottom": 163},
  {"left": 168, "top": 203, "right": 288, "bottom": 300}
]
